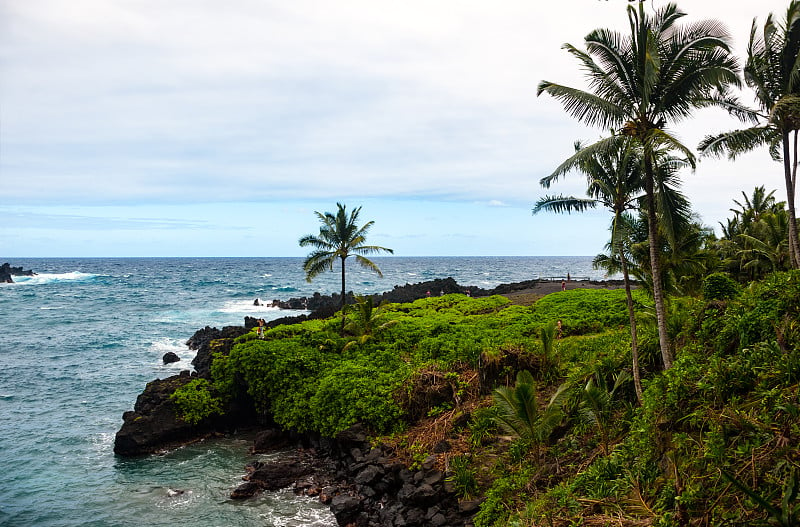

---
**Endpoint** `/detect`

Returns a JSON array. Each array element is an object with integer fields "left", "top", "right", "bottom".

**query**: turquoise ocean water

[{"left": 0, "top": 257, "right": 606, "bottom": 527}]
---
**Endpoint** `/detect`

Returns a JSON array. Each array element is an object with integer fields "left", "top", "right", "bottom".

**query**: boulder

[
  {"left": 248, "top": 459, "right": 312, "bottom": 491},
  {"left": 330, "top": 494, "right": 362, "bottom": 525},
  {"left": 162, "top": 352, "right": 180, "bottom": 364},
  {"left": 251, "top": 428, "right": 291, "bottom": 453},
  {"left": 230, "top": 481, "right": 261, "bottom": 500}
]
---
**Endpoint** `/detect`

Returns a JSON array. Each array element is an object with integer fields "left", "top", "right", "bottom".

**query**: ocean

[{"left": 0, "top": 256, "right": 606, "bottom": 526}]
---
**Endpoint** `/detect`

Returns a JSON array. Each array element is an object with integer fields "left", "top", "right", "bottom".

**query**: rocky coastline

[
  {"left": 114, "top": 276, "right": 628, "bottom": 526},
  {"left": 231, "top": 425, "right": 479, "bottom": 526}
]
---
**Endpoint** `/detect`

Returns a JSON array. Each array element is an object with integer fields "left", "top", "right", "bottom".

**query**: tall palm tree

[
  {"left": 299, "top": 203, "right": 393, "bottom": 334},
  {"left": 538, "top": 2, "right": 740, "bottom": 369},
  {"left": 533, "top": 137, "right": 645, "bottom": 402},
  {"left": 699, "top": 1, "right": 800, "bottom": 268}
]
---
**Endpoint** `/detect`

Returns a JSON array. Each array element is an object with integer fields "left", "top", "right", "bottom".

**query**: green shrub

[
  {"left": 702, "top": 272, "right": 740, "bottom": 300},
  {"left": 310, "top": 362, "right": 407, "bottom": 436},
  {"left": 711, "top": 271, "right": 800, "bottom": 351},
  {"left": 473, "top": 468, "right": 534, "bottom": 527},
  {"left": 170, "top": 378, "right": 223, "bottom": 424}
]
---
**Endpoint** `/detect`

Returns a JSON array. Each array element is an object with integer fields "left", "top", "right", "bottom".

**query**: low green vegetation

[
  {"left": 209, "top": 291, "right": 632, "bottom": 437},
  {"left": 198, "top": 268, "right": 800, "bottom": 525},
  {"left": 170, "top": 378, "right": 224, "bottom": 425}
]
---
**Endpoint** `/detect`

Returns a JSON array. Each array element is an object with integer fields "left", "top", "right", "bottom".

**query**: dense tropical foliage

[
  {"left": 700, "top": 0, "right": 800, "bottom": 269},
  {"left": 175, "top": 266, "right": 800, "bottom": 525}
]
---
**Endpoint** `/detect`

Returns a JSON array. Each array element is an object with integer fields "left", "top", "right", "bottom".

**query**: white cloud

[{"left": 0, "top": 0, "right": 793, "bottom": 255}]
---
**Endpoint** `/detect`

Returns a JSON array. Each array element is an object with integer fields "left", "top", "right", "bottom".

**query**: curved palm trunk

[
  {"left": 784, "top": 131, "right": 800, "bottom": 269},
  {"left": 645, "top": 158, "right": 673, "bottom": 369},
  {"left": 620, "top": 249, "right": 643, "bottom": 403},
  {"left": 340, "top": 255, "right": 347, "bottom": 335}
]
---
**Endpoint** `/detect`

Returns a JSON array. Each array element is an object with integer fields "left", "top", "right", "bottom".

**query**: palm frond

[
  {"left": 533, "top": 195, "right": 598, "bottom": 215},
  {"left": 540, "top": 135, "right": 627, "bottom": 187},
  {"left": 537, "top": 82, "right": 625, "bottom": 130},
  {"left": 698, "top": 126, "right": 776, "bottom": 159}
]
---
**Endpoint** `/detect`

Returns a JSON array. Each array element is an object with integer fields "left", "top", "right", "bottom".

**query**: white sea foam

[
  {"left": 5, "top": 271, "right": 98, "bottom": 286},
  {"left": 148, "top": 338, "right": 194, "bottom": 370},
  {"left": 149, "top": 337, "right": 188, "bottom": 354},
  {"left": 218, "top": 299, "right": 281, "bottom": 314}
]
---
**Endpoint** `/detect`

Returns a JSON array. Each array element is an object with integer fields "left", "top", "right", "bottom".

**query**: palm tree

[
  {"left": 533, "top": 137, "right": 645, "bottom": 402},
  {"left": 538, "top": 2, "right": 740, "bottom": 369},
  {"left": 717, "top": 187, "right": 792, "bottom": 279},
  {"left": 578, "top": 370, "right": 631, "bottom": 455},
  {"left": 299, "top": 203, "right": 393, "bottom": 334},
  {"left": 343, "top": 295, "right": 397, "bottom": 349},
  {"left": 699, "top": 1, "right": 800, "bottom": 268}
]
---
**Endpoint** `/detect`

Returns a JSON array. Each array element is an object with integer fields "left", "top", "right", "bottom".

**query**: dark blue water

[{"left": 0, "top": 257, "right": 601, "bottom": 526}]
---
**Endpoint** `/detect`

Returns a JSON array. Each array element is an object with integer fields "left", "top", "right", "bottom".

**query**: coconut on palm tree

[
  {"left": 537, "top": 2, "right": 740, "bottom": 369},
  {"left": 299, "top": 203, "right": 393, "bottom": 334},
  {"left": 699, "top": 1, "right": 800, "bottom": 268}
]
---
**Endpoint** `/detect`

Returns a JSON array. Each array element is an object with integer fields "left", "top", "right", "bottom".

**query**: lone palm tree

[
  {"left": 537, "top": 2, "right": 740, "bottom": 369},
  {"left": 699, "top": 1, "right": 800, "bottom": 268},
  {"left": 533, "top": 137, "right": 645, "bottom": 402},
  {"left": 299, "top": 203, "right": 393, "bottom": 334}
]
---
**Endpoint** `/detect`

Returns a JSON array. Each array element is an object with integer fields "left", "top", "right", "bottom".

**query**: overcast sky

[{"left": 0, "top": 0, "right": 793, "bottom": 257}]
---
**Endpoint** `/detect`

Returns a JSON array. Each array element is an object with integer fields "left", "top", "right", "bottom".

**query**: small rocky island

[{"left": 1, "top": 263, "right": 36, "bottom": 283}]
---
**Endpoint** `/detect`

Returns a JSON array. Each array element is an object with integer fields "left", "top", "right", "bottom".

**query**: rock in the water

[
  {"left": 113, "top": 375, "right": 201, "bottom": 456},
  {"left": 162, "top": 352, "right": 180, "bottom": 364},
  {"left": 0, "top": 263, "right": 36, "bottom": 283},
  {"left": 248, "top": 459, "right": 312, "bottom": 491},
  {"left": 230, "top": 481, "right": 261, "bottom": 500}
]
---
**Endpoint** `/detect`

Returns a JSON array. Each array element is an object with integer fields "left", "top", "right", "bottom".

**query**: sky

[{"left": 0, "top": 0, "right": 794, "bottom": 257}]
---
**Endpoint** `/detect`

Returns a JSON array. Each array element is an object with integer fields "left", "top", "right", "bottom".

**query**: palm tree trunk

[
  {"left": 620, "top": 247, "right": 643, "bottom": 404},
  {"left": 340, "top": 255, "right": 347, "bottom": 335},
  {"left": 785, "top": 131, "right": 800, "bottom": 269},
  {"left": 645, "top": 158, "right": 673, "bottom": 369}
]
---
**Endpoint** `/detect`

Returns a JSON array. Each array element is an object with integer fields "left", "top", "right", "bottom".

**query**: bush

[
  {"left": 170, "top": 378, "right": 223, "bottom": 424},
  {"left": 310, "top": 362, "right": 407, "bottom": 436},
  {"left": 702, "top": 272, "right": 740, "bottom": 300}
]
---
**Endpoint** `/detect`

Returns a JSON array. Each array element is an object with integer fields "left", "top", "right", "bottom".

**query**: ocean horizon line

[{"left": 4, "top": 254, "right": 597, "bottom": 259}]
